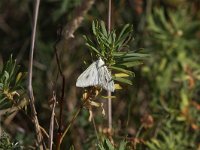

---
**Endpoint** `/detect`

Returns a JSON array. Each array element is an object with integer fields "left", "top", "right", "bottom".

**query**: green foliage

[
  {"left": 142, "top": 7, "right": 200, "bottom": 117},
  {"left": 84, "top": 20, "right": 148, "bottom": 86},
  {"left": 146, "top": 8, "right": 200, "bottom": 94},
  {"left": 0, "top": 130, "right": 22, "bottom": 150},
  {"left": 98, "top": 137, "right": 128, "bottom": 150},
  {"left": 148, "top": 8, "right": 200, "bottom": 49},
  {"left": 141, "top": 6, "right": 200, "bottom": 150},
  {"left": 146, "top": 120, "right": 197, "bottom": 150},
  {"left": 0, "top": 56, "right": 26, "bottom": 110},
  {"left": 98, "top": 138, "right": 115, "bottom": 150}
]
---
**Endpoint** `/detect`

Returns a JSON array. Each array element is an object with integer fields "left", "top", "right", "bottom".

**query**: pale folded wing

[
  {"left": 98, "top": 65, "right": 115, "bottom": 92},
  {"left": 76, "top": 61, "right": 100, "bottom": 87}
]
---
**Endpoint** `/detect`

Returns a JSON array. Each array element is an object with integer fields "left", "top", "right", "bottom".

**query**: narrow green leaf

[
  {"left": 116, "top": 61, "right": 143, "bottom": 68},
  {"left": 85, "top": 43, "right": 101, "bottom": 56},
  {"left": 109, "top": 66, "right": 135, "bottom": 77},
  {"left": 113, "top": 52, "right": 150, "bottom": 58},
  {"left": 92, "top": 20, "right": 97, "bottom": 35},
  {"left": 15, "top": 72, "right": 22, "bottom": 84},
  {"left": 115, "top": 34, "right": 132, "bottom": 49},
  {"left": 112, "top": 76, "right": 133, "bottom": 85},
  {"left": 100, "top": 21, "right": 108, "bottom": 37},
  {"left": 98, "top": 32, "right": 111, "bottom": 47},
  {"left": 117, "top": 56, "right": 148, "bottom": 62},
  {"left": 118, "top": 24, "right": 131, "bottom": 40},
  {"left": 4, "top": 71, "right": 9, "bottom": 82}
]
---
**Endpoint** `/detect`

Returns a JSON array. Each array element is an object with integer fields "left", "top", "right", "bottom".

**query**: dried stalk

[{"left": 27, "top": 0, "right": 43, "bottom": 149}]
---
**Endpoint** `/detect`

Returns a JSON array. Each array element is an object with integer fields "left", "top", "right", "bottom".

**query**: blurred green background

[{"left": 0, "top": 0, "right": 200, "bottom": 149}]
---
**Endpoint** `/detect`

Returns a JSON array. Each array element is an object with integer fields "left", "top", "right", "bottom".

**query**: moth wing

[
  {"left": 98, "top": 66, "right": 115, "bottom": 92},
  {"left": 76, "top": 61, "right": 99, "bottom": 87}
]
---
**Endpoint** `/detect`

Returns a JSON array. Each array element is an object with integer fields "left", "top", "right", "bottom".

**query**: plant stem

[
  {"left": 28, "top": 0, "right": 43, "bottom": 149},
  {"left": 108, "top": 91, "right": 112, "bottom": 129},
  {"left": 48, "top": 92, "right": 56, "bottom": 150},
  {"left": 54, "top": 38, "right": 65, "bottom": 135},
  {"left": 107, "top": 0, "right": 112, "bottom": 130}
]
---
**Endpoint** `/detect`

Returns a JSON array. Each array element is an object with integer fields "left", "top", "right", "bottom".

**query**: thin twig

[
  {"left": 54, "top": 27, "right": 66, "bottom": 150},
  {"left": 107, "top": 0, "right": 112, "bottom": 130},
  {"left": 108, "top": 0, "right": 112, "bottom": 33},
  {"left": 27, "top": 0, "right": 43, "bottom": 149},
  {"left": 54, "top": 27, "right": 65, "bottom": 135},
  {"left": 48, "top": 92, "right": 57, "bottom": 150}
]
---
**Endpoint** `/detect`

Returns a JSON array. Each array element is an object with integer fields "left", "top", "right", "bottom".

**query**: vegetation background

[{"left": 0, "top": 0, "right": 200, "bottom": 149}]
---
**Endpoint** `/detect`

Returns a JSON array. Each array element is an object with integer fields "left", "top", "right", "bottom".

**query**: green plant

[
  {"left": 0, "top": 130, "right": 22, "bottom": 150},
  {"left": 84, "top": 20, "right": 148, "bottom": 87},
  {"left": 140, "top": 7, "right": 200, "bottom": 150},
  {"left": 0, "top": 56, "right": 26, "bottom": 111},
  {"left": 98, "top": 137, "right": 128, "bottom": 150},
  {"left": 146, "top": 8, "right": 200, "bottom": 95},
  {"left": 141, "top": 7, "right": 200, "bottom": 116},
  {"left": 146, "top": 120, "right": 197, "bottom": 150}
]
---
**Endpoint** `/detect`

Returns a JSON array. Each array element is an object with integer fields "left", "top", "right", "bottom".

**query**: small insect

[{"left": 76, "top": 58, "right": 115, "bottom": 92}]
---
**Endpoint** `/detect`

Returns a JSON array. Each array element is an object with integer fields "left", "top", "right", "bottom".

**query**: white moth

[{"left": 76, "top": 58, "right": 115, "bottom": 92}]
